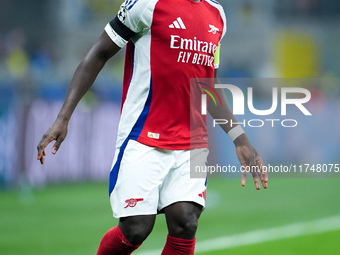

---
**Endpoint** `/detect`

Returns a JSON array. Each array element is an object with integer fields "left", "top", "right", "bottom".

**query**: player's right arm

[
  {"left": 37, "top": 32, "right": 121, "bottom": 164},
  {"left": 38, "top": 1, "right": 152, "bottom": 164}
]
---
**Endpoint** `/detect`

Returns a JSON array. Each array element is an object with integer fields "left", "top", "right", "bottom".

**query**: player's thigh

[
  {"left": 158, "top": 148, "right": 208, "bottom": 211},
  {"left": 110, "top": 139, "right": 172, "bottom": 218}
]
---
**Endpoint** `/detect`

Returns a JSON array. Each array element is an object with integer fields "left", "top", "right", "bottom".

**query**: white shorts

[{"left": 109, "top": 139, "right": 208, "bottom": 218}]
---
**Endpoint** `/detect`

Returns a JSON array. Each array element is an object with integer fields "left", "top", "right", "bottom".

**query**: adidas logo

[{"left": 169, "top": 17, "right": 186, "bottom": 29}]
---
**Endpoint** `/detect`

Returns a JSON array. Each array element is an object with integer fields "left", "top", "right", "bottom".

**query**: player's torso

[{"left": 119, "top": 0, "right": 225, "bottom": 149}]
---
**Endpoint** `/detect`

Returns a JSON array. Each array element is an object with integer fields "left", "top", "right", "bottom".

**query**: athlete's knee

[
  {"left": 172, "top": 214, "right": 199, "bottom": 239},
  {"left": 165, "top": 202, "right": 202, "bottom": 239},
  {"left": 119, "top": 215, "right": 156, "bottom": 245}
]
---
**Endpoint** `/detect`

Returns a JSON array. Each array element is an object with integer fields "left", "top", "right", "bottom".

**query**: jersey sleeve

[
  {"left": 220, "top": 8, "right": 227, "bottom": 42},
  {"left": 214, "top": 5, "right": 227, "bottom": 69},
  {"left": 105, "top": 0, "right": 153, "bottom": 48},
  {"left": 214, "top": 44, "right": 221, "bottom": 69}
]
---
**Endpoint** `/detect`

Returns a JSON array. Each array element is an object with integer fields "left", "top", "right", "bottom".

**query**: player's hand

[
  {"left": 236, "top": 142, "right": 268, "bottom": 190},
  {"left": 37, "top": 118, "right": 68, "bottom": 164}
]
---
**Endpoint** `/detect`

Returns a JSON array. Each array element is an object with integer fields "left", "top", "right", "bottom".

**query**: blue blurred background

[{"left": 1, "top": 0, "right": 340, "bottom": 188}]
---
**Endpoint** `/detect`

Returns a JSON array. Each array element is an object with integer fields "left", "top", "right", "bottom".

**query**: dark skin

[
  {"left": 210, "top": 71, "right": 268, "bottom": 190},
  {"left": 37, "top": 32, "right": 120, "bottom": 163},
  {"left": 37, "top": 25, "right": 267, "bottom": 245}
]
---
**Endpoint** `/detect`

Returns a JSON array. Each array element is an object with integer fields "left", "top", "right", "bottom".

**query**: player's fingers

[
  {"left": 37, "top": 142, "right": 45, "bottom": 159},
  {"left": 37, "top": 141, "right": 50, "bottom": 164},
  {"left": 263, "top": 165, "right": 269, "bottom": 183},
  {"left": 258, "top": 170, "right": 267, "bottom": 189},
  {"left": 37, "top": 133, "right": 55, "bottom": 157},
  {"left": 38, "top": 149, "right": 46, "bottom": 164},
  {"left": 37, "top": 149, "right": 43, "bottom": 160},
  {"left": 261, "top": 165, "right": 268, "bottom": 189},
  {"left": 256, "top": 157, "right": 268, "bottom": 188},
  {"left": 40, "top": 153, "right": 45, "bottom": 164},
  {"left": 257, "top": 167, "right": 264, "bottom": 182},
  {"left": 251, "top": 171, "right": 261, "bottom": 190},
  {"left": 37, "top": 136, "right": 54, "bottom": 164},
  {"left": 52, "top": 135, "right": 65, "bottom": 154},
  {"left": 241, "top": 166, "right": 247, "bottom": 187}
]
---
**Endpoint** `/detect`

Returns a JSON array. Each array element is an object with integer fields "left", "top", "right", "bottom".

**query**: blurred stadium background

[{"left": 1, "top": 0, "right": 340, "bottom": 254}]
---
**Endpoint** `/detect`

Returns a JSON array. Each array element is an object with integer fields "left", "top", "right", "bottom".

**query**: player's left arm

[{"left": 207, "top": 70, "right": 268, "bottom": 190}]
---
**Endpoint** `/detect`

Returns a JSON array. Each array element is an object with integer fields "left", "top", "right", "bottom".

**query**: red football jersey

[{"left": 105, "top": 0, "right": 226, "bottom": 150}]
